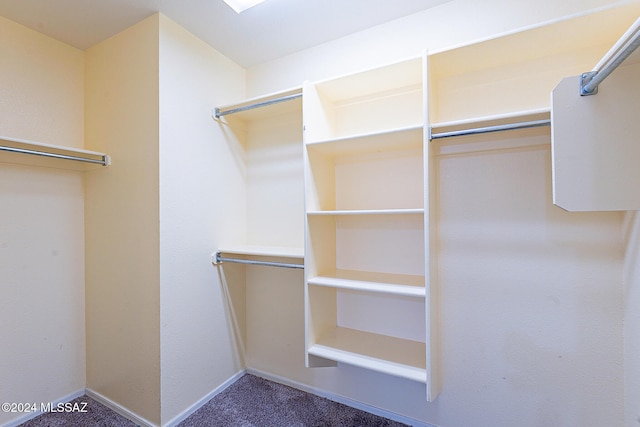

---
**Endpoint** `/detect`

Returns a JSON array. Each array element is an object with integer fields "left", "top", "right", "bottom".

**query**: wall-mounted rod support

[
  {"left": 430, "top": 119, "right": 550, "bottom": 140},
  {"left": 214, "top": 252, "right": 304, "bottom": 269},
  {"left": 215, "top": 93, "right": 302, "bottom": 118},
  {"left": 0, "top": 145, "right": 109, "bottom": 166},
  {"left": 580, "top": 17, "right": 640, "bottom": 96}
]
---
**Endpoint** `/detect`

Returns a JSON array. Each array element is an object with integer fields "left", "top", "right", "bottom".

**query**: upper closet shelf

[
  {"left": 214, "top": 87, "right": 302, "bottom": 121},
  {"left": 580, "top": 16, "right": 640, "bottom": 95},
  {"left": 427, "top": 5, "right": 640, "bottom": 124},
  {"left": 0, "top": 136, "right": 110, "bottom": 171}
]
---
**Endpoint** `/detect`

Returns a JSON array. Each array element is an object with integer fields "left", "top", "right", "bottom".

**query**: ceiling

[{"left": 0, "top": 0, "right": 452, "bottom": 67}]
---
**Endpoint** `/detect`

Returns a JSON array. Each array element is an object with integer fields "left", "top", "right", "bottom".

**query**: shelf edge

[{"left": 308, "top": 344, "right": 427, "bottom": 383}]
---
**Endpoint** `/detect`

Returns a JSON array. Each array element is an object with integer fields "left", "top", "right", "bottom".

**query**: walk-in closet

[{"left": 2, "top": 1, "right": 640, "bottom": 426}]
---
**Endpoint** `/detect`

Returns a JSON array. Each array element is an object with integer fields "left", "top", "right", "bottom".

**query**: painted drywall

[
  {"left": 624, "top": 212, "right": 640, "bottom": 427},
  {"left": 84, "top": 15, "right": 161, "bottom": 425},
  {"left": 157, "top": 15, "right": 247, "bottom": 424},
  {"left": 0, "top": 16, "right": 86, "bottom": 427}
]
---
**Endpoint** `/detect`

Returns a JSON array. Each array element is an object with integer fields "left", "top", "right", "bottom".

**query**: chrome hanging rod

[
  {"left": 214, "top": 252, "right": 304, "bottom": 269},
  {"left": 0, "top": 145, "right": 109, "bottom": 166},
  {"left": 430, "top": 119, "right": 551, "bottom": 140},
  {"left": 580, "top": 17, "right": 640, "bottom": 96},
  {"left": 215, "top": 93, "right": 302, "bottom": 118}
]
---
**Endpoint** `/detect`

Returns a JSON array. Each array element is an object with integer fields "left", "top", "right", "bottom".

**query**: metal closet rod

[
  {"left": 215, "top": 92, "right": 302, "bottom": 118},
  {"left": 429, "top": 118, "right": 551, "bottom": 140},
  {"left": 580, "top": 17, "right": 640, "bottom": 96},
  {"left": 214, "top": 252, "right": 304, "bottom": 269},
  {"left": 0, "top": 145, "right": 109, "bottom": 166}
]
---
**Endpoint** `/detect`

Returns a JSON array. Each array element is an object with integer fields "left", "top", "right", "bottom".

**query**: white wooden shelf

[
  {"left": 305, "top": 126, "right": 424, "bottom": 212},
  {"left": 304, "top": 57, "right": 423, "bottom": 142},
  {"left": 308, "top": 327, "right": 427, "bottom": 383},
  {"left": 308, "top": 271, "right": 425, "bottom": 297},
  {"left": 307, "top": 208, "right": 424, "bottom": 216},
  {"left": 306, "top": 125, "right": 423, "bottom": 156},
  {"left": 216, "top": 245, "right": 303, "bottom": 259},
  {"left": 0, "top": 136, "right": 110, "bottom": 171},
  {"left": 214, "top": 87, "right": 302, "bottom": 123}
]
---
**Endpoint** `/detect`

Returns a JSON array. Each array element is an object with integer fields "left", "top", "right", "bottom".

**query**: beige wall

[
  {"left": 84, "top": 14, "right": 161, "bottom": 425},
  {"left": 158, "top": 15, "right": 247, "bottom": 424},
  {"left": 624, "top": 212, "right": 640, "bottom": 426},
  {"left": 0, "top": 16, "right": 86, "bottom": 427}
]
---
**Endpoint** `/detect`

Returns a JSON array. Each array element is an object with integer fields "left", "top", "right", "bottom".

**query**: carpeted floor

[
  {"left": 18, "top": 395, "right": 137, "bottom": 427},
  {"left": 19, "top": 374, "right": 408, "bottom": 426}
]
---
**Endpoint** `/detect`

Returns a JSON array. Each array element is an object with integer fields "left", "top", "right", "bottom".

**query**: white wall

[
  {"left": 0, "top": 16, "right": 86, "bottom": 427},
  {"left": 624, "top": 212, "right": 640, "bottom": 427},
  {"left": 158, "top": 15, "right": 247, "bottom": 424},
  {"left": 435, "top": 134, "right": 623, "bottom": 426}
]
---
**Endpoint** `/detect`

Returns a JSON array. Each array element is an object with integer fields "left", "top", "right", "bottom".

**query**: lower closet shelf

[{"left": 308, "top": 327, "right": 427, "bottom": 383}]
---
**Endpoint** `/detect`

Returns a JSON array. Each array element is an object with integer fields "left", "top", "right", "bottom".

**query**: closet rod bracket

[{"left": 579, "top": 71, "right": 598, "bottom": 96}]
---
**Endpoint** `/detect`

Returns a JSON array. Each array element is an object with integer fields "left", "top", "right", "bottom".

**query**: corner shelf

[{"left": 0, "top": 136, "right": 110, "bottom": 171}]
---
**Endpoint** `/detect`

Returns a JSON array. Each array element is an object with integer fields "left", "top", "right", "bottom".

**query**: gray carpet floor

[
  {"left": 19, "top": 374, "right": 408, "bottom": 426},
  {"left": 18, "top": 395, "right": 137, "bottom": 427}
]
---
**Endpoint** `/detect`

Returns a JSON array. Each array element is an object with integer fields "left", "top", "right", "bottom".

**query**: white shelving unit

[
  {"left": 302, "top": 55, "right": 439, "bottom": 400},
  {"left": 0, "top": 135, "right": 110, "bottom": 170}
]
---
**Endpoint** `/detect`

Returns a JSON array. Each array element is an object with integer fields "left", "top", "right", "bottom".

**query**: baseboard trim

[
  {"left": 163, "top": 369, "right": 246, "bottom": 427},
  {"left": 246, "top": 368, "right": 436, "bottom": 427},
  {"left": 85, "top": 388, "right": 158, "bottom": 427},
  {"left": 0, "top": 388, "right": 85, "bottom": 427}
]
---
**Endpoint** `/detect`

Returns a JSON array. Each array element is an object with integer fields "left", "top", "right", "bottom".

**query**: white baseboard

[
  {"left": 85, "top": 388, "right": 158, "bottom": 427},
  {"left": 246, "top": 368, "right": 437, "bottom": 427},
  {"left": 162, "top": 369, "right": 246, "bottom": 427},
  {"left": 0, "top": 388, "right": 85, "bottom": 427}
]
